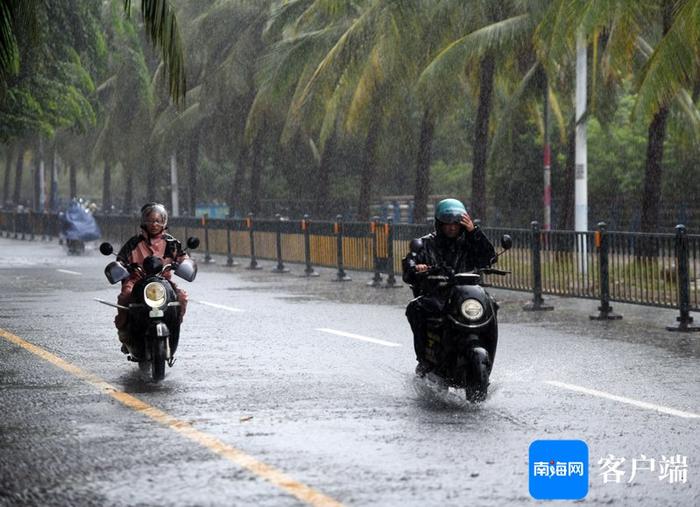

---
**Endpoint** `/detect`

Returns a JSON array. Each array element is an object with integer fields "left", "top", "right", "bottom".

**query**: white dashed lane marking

[
  {"left": 547, "top": 381, "right": 700, "bottom": 419},
  {"left": 57, "top": 269, "right": 81, "bottom": 276},
  {"left": 195, "top": 300, "right": 245, "bottom": 313},
  {"left": 316, "top": 328, "right": 402, "bottom": 348}
]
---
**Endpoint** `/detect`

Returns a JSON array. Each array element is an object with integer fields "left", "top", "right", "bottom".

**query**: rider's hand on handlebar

[{"left": 415, "top": 264, "right": 429, "bottom": 273}]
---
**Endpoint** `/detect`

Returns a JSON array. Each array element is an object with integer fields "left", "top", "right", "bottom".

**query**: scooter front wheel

[
  {"left": 151, "top": 338, "right": 166, "bottom": 381},
  {"left": 465, "top": 347, "right": 490, "bottom": 402}
]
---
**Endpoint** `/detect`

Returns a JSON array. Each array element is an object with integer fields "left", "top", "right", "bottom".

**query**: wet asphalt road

[{"left": 0, "top": 237, "right": 698, "bottom": 506}]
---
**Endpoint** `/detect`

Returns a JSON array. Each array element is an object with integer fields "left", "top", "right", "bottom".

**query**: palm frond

[
  {"left": 548, "top": 86, "right": 567, "bottom": 145},
  {"left": 124, "top": 0, "right": 186, "bottom": 105},
  {"left": 634, "top": 1, "right": 699, "bottom": 121},
  {"left": 487, "top": 62, "right": 540, "bottom": 164},
  {"left": 0, "top": 2, "right": 19, "bottom": 79},
  {"left": 418, "top": 14, "right": 532, "bottom": 91},
  {"left": 292, "top": 1, "right": 380, "bottom": 114}
]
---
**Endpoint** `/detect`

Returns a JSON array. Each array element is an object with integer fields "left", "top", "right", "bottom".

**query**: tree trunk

[
  {"left": 471, "top": 53, "right": 495, "bottom": 221},
  {"left": 13, "top": 142, "right": 25, "bottom": 206},
  {"left": 639, "top": 106, "right": 669, "bottom": 233},
  {"left": 557, "top": 117, "right": 576, "bottom": 231},
  {"left": 187, "top": 134, "right": 199, "bottom": 216},
  {"left": 69, "top": 163, "right": 77, "bottom": 200},
  {"left": 3, "top": 143, "right": 14, "bottom": 206},
  {"left": 358, "top": 102, "right": 382, "bottom": 221},
  {"left": 146, "top": 146, "right": 163, "bottom": 202},
  {"left": 123, "top": 171, "right": 133, "bottom": 214},
  {"left": 146, "top": 148, "right": 157, "bottom": 202},
  {"left": 102, "top": 160, "right": 112, "bottom": 213},
  {"left": 639, "top": 0, "right": 673, "bottom": 234},
  {"left": 315, "top": 128, "right": 337, "bottom": 218},
  {"left": 34, "top": 138, "right": 45, "bottom": 212},
  {"left": 231, "top": 146, "right": 247, "bottom": 217},
  {"left": 33, "top": 144, "right": 39, "bottom": 210},
  {"left": 413, "top": 108, "right": 435, "bottom": 224},
  {"left": 49, "top": 146, "right": 58, "bottom": 212},
  {"left": 250, "top": 132, "right": 263, "bottom": 216}
]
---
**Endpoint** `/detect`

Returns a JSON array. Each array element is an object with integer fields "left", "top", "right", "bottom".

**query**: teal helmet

[{"left": 434, "top": 198, "right": 467, "bottom": 225}]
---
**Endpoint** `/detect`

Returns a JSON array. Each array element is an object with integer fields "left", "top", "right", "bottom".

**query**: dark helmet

[
  {"left": 140, "top": 202, "right": 168, "bottom": 228},
  {"left": 434, "top": 198, "right": 467, "bottom": 227}
]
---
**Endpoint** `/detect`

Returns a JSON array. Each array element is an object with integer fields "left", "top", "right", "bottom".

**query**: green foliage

[
  {"left": 2, "top": 0, "right": 699, "bottom": 230},
  {"left": 430, "top": 160, "right": 472, "bottom": 197},
  {"left": 588, "top": 93, "right": 647, "bottom": 199}
]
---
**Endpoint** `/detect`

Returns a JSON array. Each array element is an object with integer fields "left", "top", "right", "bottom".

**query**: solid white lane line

[
  {"left": 196, "top": 300, "right": 245, "bottom": 313},
  {"left": 57, "top": 269, "right": 81, "bottom": 276},
  {"left": 316, "top": 328, "right": 402, "bottom": 348},
  {"left": 546, "top": 381, "right": 700, "bottom": 419}
]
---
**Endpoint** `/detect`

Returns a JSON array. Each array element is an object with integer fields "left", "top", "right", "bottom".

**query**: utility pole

[
  {"left": 38, "top": 138, "right": 45, "bottom": 211},
  {"left": 575, "top": 31, "right": 588, "bottom": 274},
  {"left": 170, "top": 152, "right": 179, "bottom": 217},
  {"left": 543, "top": 75, "right": 551, "bottom": 231}
]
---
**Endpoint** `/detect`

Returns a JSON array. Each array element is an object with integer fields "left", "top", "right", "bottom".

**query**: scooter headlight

[
  {"left": 144, "top": 282, "right": 166, "bottom": 308},
  {"left": 460, "top": 298, "right": 484, "bottom": 320}
]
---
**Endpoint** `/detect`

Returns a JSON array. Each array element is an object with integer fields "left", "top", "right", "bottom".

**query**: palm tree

[
  {"left": 0, "top": 1, "right": 184, "bottom": 104},
  {"left": 93, "top": 0, "right": 155, "bottom": 213},
  {"left": 123, "top": 0, "right": 186, "bottom": 104},
  {"left": 539, "top": 0, "right": 700, "bottom": 232},
  {"left": 0, "top": 0, "right": 39, "bottom": 94},
  {"left": 283, "top": 0, "right": 458, "bottom": 220},
  {"left": 247, "top": 0, "right": 367, "bottom": 217},
  {"left": 419, "top": 1, "right": 540, "bottom": 221}
]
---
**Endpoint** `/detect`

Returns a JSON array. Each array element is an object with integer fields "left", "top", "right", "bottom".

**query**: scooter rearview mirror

[
  {"left": 186, "top": 237, "right": 200, "bottom": 250},
  {"left": 500, "top": 234, "right": 512, "bottom": 250},
  {"left": 409, "top": 238, "right": 423, "bottom": 254},
  {"left": 99, "top": 242, "right": 114, "bottom": 256}
]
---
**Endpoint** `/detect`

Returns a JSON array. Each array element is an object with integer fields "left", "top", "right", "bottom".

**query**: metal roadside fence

[{"left": 2, "top": 210, "right": 698, "bottom": 332}]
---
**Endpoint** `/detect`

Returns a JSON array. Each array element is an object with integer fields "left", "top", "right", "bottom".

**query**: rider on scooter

[
  {"left": 402, "top": 198, "right": 495, "bottom": 375},
  {"left": 114, "top": 203, "right": 189, "bottom": 356}
]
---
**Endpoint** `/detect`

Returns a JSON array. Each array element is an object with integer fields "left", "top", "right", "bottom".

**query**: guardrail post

[
  {"left": 384, "top": 217, "right": 401, "bottom": 288},
  {"left": 591, "top": 222, "right": 622, "bottom": 320},
  {"left": 246, "top": 212, "right": 262, "bottom": 270},
  {"left": 368, "top": 216, "right": 383, "bottom": 287},
  {"left": 41, "top": 212, "right": 47, "bottom": 241},
  {"left": 333, "top": 214, "right": 351, "bottom": 282},
  {"left": 225, "top": 218, "right": 239, "bottom": 267},
  {"left": 302, "top": 214, "right": 319, "bottom": 277},
  {"left": 29, "top": 211, "right": 35, "bottom": 241},
  {"left": 48, "top": 212, "right": 54, "bottom": 241},
  {"left": 13, "top": 211, "right": 19, "bottom": 239},
  {"left": 667, "top": 224, "right": 699, "bottom": 332},
  {"left": 20, "top": 212, "right": 26, "bottom": 240},
  {"left": 523, "top": 221, "right": 553, "bottom": 311},
  {"left": 272, "top": 214, "right": 290, "bottom": 274},
  {"left": 203, "top": 213, "right": 212, "bottom": 263}
]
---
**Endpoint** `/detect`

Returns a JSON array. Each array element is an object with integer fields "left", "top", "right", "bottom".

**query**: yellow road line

[{"left": 0, "top": 327, "right": 344, "bottom": 507}]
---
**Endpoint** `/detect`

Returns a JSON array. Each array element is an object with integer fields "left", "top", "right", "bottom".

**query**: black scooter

[
  {"left": 96, "top": 238, "right": 199, "bottom": 381},
  {"left": 409, "top": 235, "right": 512, "bottom": 401},
  {"left": 66, "top": 239, "right": 85, "bottom": 255}
]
